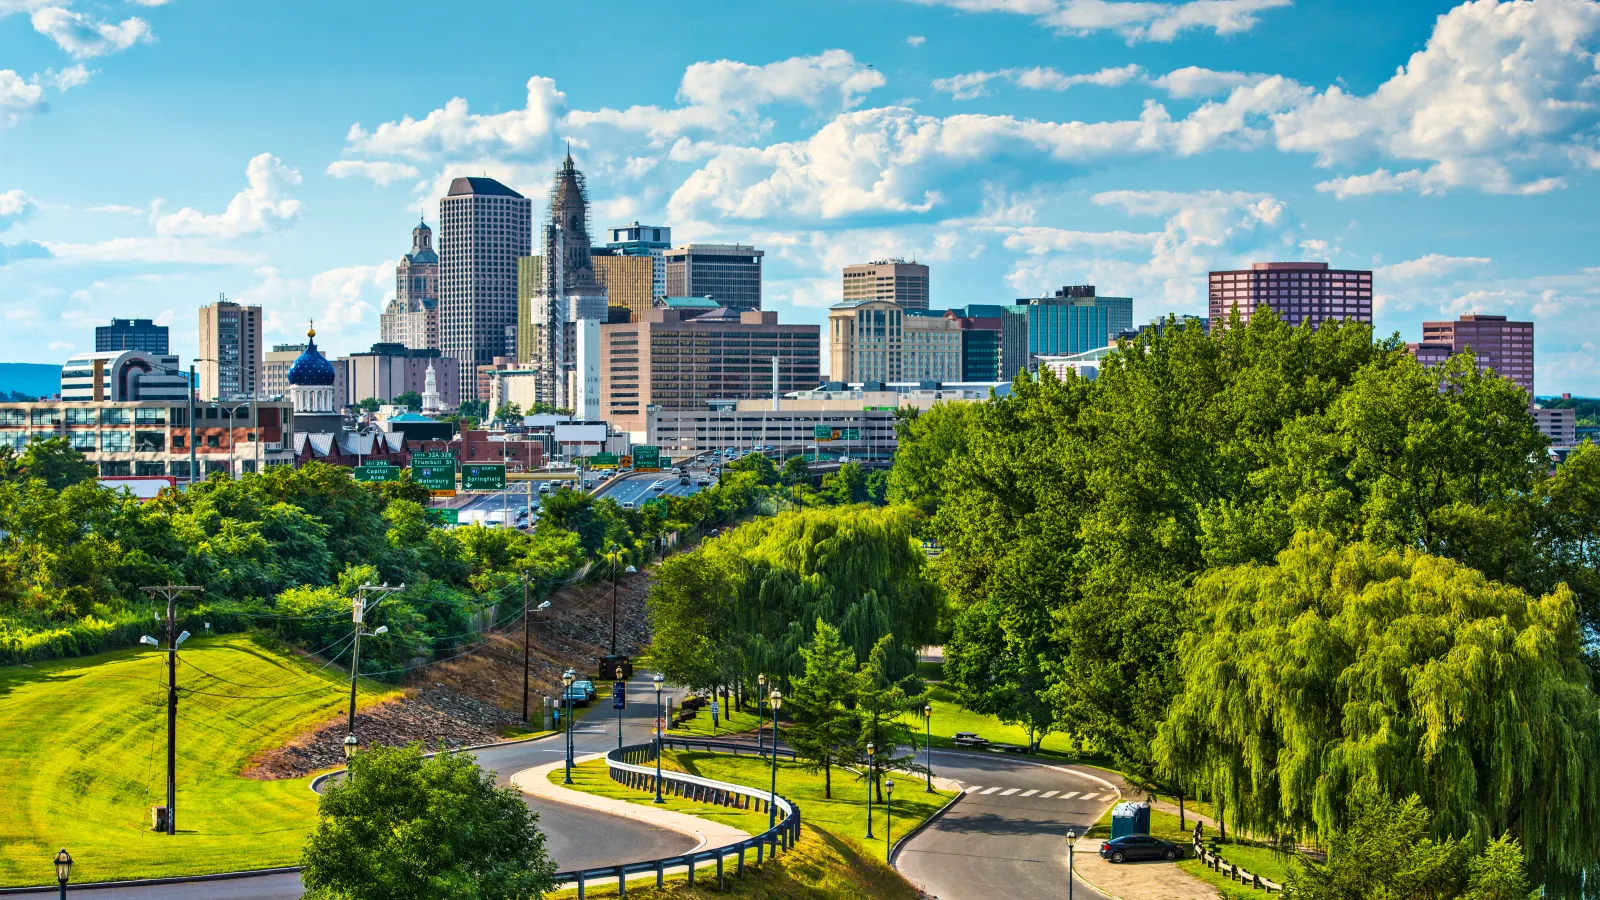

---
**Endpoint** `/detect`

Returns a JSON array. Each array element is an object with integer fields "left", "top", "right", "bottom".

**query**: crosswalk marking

[
  {"left": 1000, "top": 788, "right": 1019, "bottom": 796},
  {"left": 1060, "top": 791, "right": 1080, "bottom": 800},
  {"left": 980, "top": 787, "right": 1001, "bottom": 795},
  {"left": 1040, "top": 790, "right": 1058, "bottom": 798},
  {"left": 1020, "top": 789, "right": 1039, "bottom": 797}
]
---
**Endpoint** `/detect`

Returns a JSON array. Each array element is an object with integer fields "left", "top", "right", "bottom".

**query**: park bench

[{"left": 951, "top": 732, "right": 989, "bottom": 748}]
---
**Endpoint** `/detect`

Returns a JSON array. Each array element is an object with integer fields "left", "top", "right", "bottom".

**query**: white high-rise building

[
  {"left": 438, "top": 177, "right": 532, "bottom": 403},
  {"left": 380, "top": 218, "right": 440, "bottom": 350}
]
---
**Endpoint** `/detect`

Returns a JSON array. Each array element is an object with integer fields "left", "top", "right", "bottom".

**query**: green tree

[
  {"left": 1464, "top": 835, "right": 1537, "bottom": 900},
  {"left": 724, "top": 451, "right": 779, "bottom": 486},
  {"left": 786, "top": 620, "right": 859, "bottom": 798},
  {"left": 1, "top": 437, "right": 98, "bottom": 490},
  {"left": 494, "top": 402, "right": 522, "bottom": 421},
  {"left": 301, "top": 744, "right": 557, "bottom": 900},
  {"left": 357, "top": 397, "right": 381, "bottom": 413},
  {"left": 819, "top": 462, "right": 868, "bottom": 505},
  {"left": 1288, "top": 791, "right": 1469, "bottom": 900},
  {"left": 393, "top": 391, "right": 423, "bottom": 411},
  {"left": 885, "top": 402, "right": 975, "bottom": 514},
  {"left": 780, "top": 455, "right": 811, "bottom": 486},
  {"left": 854, "top": 634, "right": 924, "bottom": 802},
  {"left": 943, "top": 596, "right": 1056, "bottom": 752}
]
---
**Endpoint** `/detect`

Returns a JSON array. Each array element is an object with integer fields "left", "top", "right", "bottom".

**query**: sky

[{"left": 1, "top": 0, "right": 1598, "bottom": 394}]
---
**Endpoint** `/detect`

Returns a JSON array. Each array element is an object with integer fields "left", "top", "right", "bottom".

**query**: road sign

[
  {"left": 412, "top": 462, "right": 456, "bottom": 492},
  {"left": 842, "top": 428, "right": 860, "bottom": 440},
  {"left": 411, "top": 451, "right": 455, "bottom": 464},
  {"left": 711, "top": 700, "right": 719, "bottom": 726},
  {"left": 634, "top": 445, "right": 661, "bottom": 470},
  {"left": 613, "top": 680, "right": 626, "bottom": 709},
  {"left": 353, "top": 464, "right": 400, "bottom": 483},
  {"left": 591, "top": 452, "right": 619, "bottom": 469},
  {"left": 425, "top": 508, "right": 460, "bottom": 526},
  {"left": 461, "top": 463, "right": 506, "bottom": 491},
  {"left": 643, "top": 497, "right": 668, "bottom": 513}
]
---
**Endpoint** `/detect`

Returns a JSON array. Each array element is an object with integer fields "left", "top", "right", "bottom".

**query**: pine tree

[
  {"left": 855, "top": 634, "right": 925, "bottom": 802},
  {"left": 786, "top": 620, "right": 859, "bottom": 798}
]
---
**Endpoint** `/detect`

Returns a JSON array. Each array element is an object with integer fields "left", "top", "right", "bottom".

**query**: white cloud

[
  {"left": 309, "top": 263, "right": 393, "bottom": 331},
  {"left": 934, "top": 64, "right": 1143, "bottom": 99},
  {"left": 1150, "top": 66, "right": 1270, "bottom": 98},
  {"left": 44, "top": 64, "right": 92, "bottom": 90},
  {"left": 1378, "top": 253, "right": 1493, "bottom": 281},
  {"left": 1275, "top": 0, "right": 1600, "bottom": 197},
  {"left": 0, "top": 70, "right": 46, "bottom": 126},
  {"left": 127, "top": 0, "right": 169, "bottom": 6},
  {"left": 325, "top": 159, "right": 420, "bottom": 186},
  {"left": 47, "top": 340, "right": 72, "bottom": 351},
  {"left": 998, "top": 226, "right": 1158, "bottom": 254},
  {"left": 246, "top": 263, "right": 395, "bottom": 352},
  {"left": 907, "top": 35, "right": 927, "bottom": 46},
  {"left": 677, "top": 50, "right": 885, "bottom": 113},
  {"left": 346, "top": 76, "right": 565, "bottom": 161},
  {"left": 87, "top": 203, "right": 144, "bottom": 215},
  {"left": 42, "top": 236, "right": 265, "bottom": 265},
  {"left": 30, "top": 7, "right": 152, "bottom": 58},
  {"left": 905, "top": 0, "right": 1292, "bottom": 42},
  {"left": 152, "top": 153, "right": 302, "bottom": 238},
  {"left": 0, "top": 239, "right": 50, "bottom": 266},
  {"left": 0, "top": 189, "right": 37, "bottom": 230}
]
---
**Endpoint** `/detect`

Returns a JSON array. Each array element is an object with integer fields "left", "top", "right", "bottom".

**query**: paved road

[
  {"left": 6, "top": 673, "right": 693, "bottom": 898},
  {"left": 593, "top": 469, "right": 707, "bottom": 507},
  {"left": 896, "top": 749, "right": 1117, "bottom": 900}
]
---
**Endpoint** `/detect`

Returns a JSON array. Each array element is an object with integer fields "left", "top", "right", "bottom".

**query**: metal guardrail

[
  {"left": 1192, "top": 836, "right": 1284, "bottom": 893},
  {"left": 660, "top": 736, "right": 797, "bottom": 760},
  {"left": 546, "top": 741, "right": 803, "bottom": 898}
]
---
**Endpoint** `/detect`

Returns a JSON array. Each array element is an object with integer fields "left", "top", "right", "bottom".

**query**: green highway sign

[
  {"left": 842, "top": 428, "right": 860, "bottom": 440},
  {"left": 643, "top": 497, "right": 668, "bottom": 512},
  {"left": 353, "top": 464, "right": 400, "bottom": 483},
  {"left": 425, "top": 508, "right": 460, "bottom": 526},
  {"left": 411, "top": 462, "right": 456, "bottom": 492},
  {"left": 411, "top": 451, "right": 455, "bottom": 464},
  {"left": 461, "top": 463, "right": 506, "bottom": 491},
  {"left": 813, "top": 425, "right": 832, "bottom": 440},
  {"left": 591, "top": 452, "right": 619, "bottom": 469},
  {"left": 633, "top": 445, "right": 662, "bottom": 470}
]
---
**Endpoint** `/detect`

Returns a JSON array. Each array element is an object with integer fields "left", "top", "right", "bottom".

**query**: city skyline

[{"left": 0, "top": 0, "right": 1597, "bottom": 392}]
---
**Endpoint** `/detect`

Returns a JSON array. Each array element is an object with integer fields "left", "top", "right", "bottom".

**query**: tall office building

[
  {"left": 1410, "top": 314, "right": 1535, "bottom": 396},
  {"left": 601, "top": 299, "right": 820, "bottom": 435},
  {"left": 380, "top": 218, "right": 440, "bottom": 351},
  {"left": 340, "top": 342, "right": 460, "bottom": 408},
  {"left": 843, "top": 259, "right": 930, "bottom": 311},
  {"left": 438, "top": 176, "right": 532, "bottom": 402},
  {"left": 1015, "top": 286, "right": 1132, "bottom": 347},
  {"left": 96, "top": 318, "right": 169, "bottom": 355},
  {"left": 1208, "top": 262, "right": 1373, "bottom": 329},
  {"left": 518, "top": 152, "right": 607, "bottom": 409},
  {"left": 947, "top": 305, "right": 1029, "bottom": 382},
  {"left": 664, "top": 244, "right": 764, "bottom": 311},
  {"left": 197, "top": 296, "right": 263, "bottom": 400},
  {"left": 828, "top": 299, "right": 962, "bottom": 383},
  {"left": 1014, "top": 293, "right": 1110, "bottom": 363},
  {"left": 606, "top": 222, "right": 671, "bottom": 301},
  {"left": 591, "top": 252, "right": 655, "bottom": 325}
]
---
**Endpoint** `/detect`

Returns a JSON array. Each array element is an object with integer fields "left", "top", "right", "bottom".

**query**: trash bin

[
  {"left": 150, "top": 806, "right": 169, "bottom": 832},
  {"left": 1110, "top": 801, "right": 1151, "bottom": 839}
]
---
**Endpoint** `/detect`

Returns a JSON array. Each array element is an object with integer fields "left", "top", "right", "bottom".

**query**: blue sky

[{"left": 2, "top": 0, "right": 1598, "bottom": 393}]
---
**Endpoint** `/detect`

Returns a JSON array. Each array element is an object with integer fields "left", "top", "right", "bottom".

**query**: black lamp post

[
  {"left": 923, "top": 703, "right": 934, "bottom": 792},
  {"left": 653, "top": 673, "right": 665, "bottom": 804},
  {"left": 885, "top": 779, "right": 895, "bottom": 862},
  {"left": 757, "top": 673, "right": 767, "bottom": 752},
  {"left": 562, "top": 668, "right": 576, "bottom": 784},
  {"left": 343, "top": 734, "right": 358, "bottom": 765},
  {"left": 615, "top": 666, "right": 626, "bottom": 751},
  {"left": 767, "top": 689, "right": 783, "bottom": 829},
  {"left": 865, "top": 741, "right": 875, "bottom": 839},
  {"left": 1066, "top": 828, "right": 1077, "bottom": 900},
  {"left": 54, "top": 848, "right": 71, "bottom": 900}
]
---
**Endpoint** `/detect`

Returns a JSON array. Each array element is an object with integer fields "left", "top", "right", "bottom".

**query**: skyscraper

[
  {"left": 1411, "top": 314, "right": 1535, "bottom": 396},
  {"left": 438, "top": 177, "right": 532, "bottom": 403},
  {"left": 197, "top": 296, "right": 263, "bottom": 400},
  {"left": 664, "top": 244, "right": 764, "bottom": 311},
  {"left": 843, "top": 259, "right": 930, "bottom": 311},
  {"left": 591, "top": 252, "right": 654, "bottom": 325},
  {"left": 96, "top": 318, "right": 169, "bottom": 355},
  {"left": 606, "top": 222, "right": 671, "bottom": 302},
  {"left": 1208, "top": 262, "right": 1373, "bottom": 329},
  {"left": 947, "top": 305, "right": 1029, "bottom": 382},
  {"left": 380, "top": 218, "right": 440, "bottom": 351},
  {"left": 828, "top": 299, "right": 962, "bottom": 383},
  {"left": 524, "top": 152, "right": 606, "bottom": 409},
  {"left": 1014, "top": 293, "right": 1110, "bottom": 363}
]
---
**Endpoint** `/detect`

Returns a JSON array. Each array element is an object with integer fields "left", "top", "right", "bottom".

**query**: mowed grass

[
  {"left": 668, "top": 704, "right": 765, "bottom": 739},
  {"left": 920, "top": 682, "right": 1095, "bottom": 759},
  {"left": 0, "top": 633, "right": 397, "bottom": 887},
  {"left": 1083, "top": 804, "right": 1297, "bottom": 896}
]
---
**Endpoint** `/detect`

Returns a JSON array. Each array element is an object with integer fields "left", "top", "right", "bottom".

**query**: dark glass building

[{"left": 95, "top": 318, "right": 169, "bottom": 355}]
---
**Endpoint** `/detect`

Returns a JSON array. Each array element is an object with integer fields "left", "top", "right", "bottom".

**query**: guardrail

[
  {"left": 545, "top": 741, "right": 802, "bottom": 898},
  {"left": 1192, "top": 836, "right": 1284, "bottom": 893},
  {"left": 660, "top": 736, "right": 797, "bottom": 760}
]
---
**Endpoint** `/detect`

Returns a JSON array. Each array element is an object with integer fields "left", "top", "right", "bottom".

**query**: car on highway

[
  {"left": 696, "top": 475, "right": 710, "bottom": 486},
  {"left": 1099, "top": 835, "right": 1180, "bottom": 863},
  {"left": 621, "top": 500, "right": 635, "bottom": 510},
  {"left": 539, "top": 482, "right": 552, "bottom": 494},
  {"left": 650, "top": 480, "right": 666, "bottom": 491},
  {"left": 583, "top": 479, "right": 594, "bottom": 489}
]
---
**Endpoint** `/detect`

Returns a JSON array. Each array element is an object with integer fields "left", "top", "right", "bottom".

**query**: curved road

[{"left": 5, "top": 673, "right": 693, "bottom": 898}]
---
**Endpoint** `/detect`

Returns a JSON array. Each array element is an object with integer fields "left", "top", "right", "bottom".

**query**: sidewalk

[
  {"left": 509, "top": 753, "right": 751, "bottom": 853},
  {"left": 1071, "top": 835, "right": 1219, "bottom": 900}
]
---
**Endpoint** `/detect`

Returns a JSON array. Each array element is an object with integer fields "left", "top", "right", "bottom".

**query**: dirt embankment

[{"left": 243, "top": 571, "right": 652, "bottom": 780}]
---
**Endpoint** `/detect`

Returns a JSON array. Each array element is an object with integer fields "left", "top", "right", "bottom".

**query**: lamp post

[
  {"left": 610, "top": 559, "right": 637, "bottom": 655},
  {"left": 1066, "top": 828, "right": 1077, "bottom": 900},
  {"left": 923, "top": 703, "right": 934, "bottom": 792},
  {"left": 615, "top": 666, "right": 626, "bottom": 751},
  {"left": 757, "top": 673, "right": 767, "bottom": 752},
  {"left": 767, "top": 689, "right": 783, "bottom": 829},
  {"left": 343, "top": 734, "right": 358, "bottom": 763},
  {"left": 865, "top": 741, "right": 875, "bottom": 839},
  {"left": 348, "top": 582, "right": 400, "bottom": 754},
  {"left": 653, "top": 674, "right": 665, "bottom": 804},
  {"left": 53, "top": 848, "right": 71, "bottom": 900},
  {"left": 562, "top": 668, "right": 576, "bottom": 784},
  {"left": 885, "top": 778, "right": 894, "bottom": 862}
]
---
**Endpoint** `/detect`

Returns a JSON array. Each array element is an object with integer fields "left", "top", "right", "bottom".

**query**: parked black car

[{"left": 1098, "top": 835, "right": 1180, "bottom": 863}]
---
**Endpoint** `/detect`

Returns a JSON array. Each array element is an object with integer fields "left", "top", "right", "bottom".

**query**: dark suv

[{"left": 1098, "top": 835, "right": 1180, "bottom": 863}]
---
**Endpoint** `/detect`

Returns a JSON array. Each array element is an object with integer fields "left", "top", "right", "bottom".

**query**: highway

[
  {"left": 5, "top": 673, "right": 695, "bottom": 898},
  {"left": 895, "top": 749, "right": 1116, "bottom": 900}
]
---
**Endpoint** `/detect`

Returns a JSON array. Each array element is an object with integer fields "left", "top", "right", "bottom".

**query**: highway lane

[
  {"left": 896, "top": 750, "right": 1116, "bottom": 900},
  {"left": 5, "top": 674, "right": 695, "bottom": 898}
]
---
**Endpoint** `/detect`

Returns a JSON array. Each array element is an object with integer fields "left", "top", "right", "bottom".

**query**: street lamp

[
  {"left": 757, "top": 673, "right": 767, "bottom": 752},
  {"left": 923, "top": 703, "right": 934, "bottom": 792},
  {"left": 653, "top": 674, "right": 665, "bottom": 804},
  {"left": 615, "top": 666, "right": 626, "bottom": 752},
  {"left": 865, "top": 741, "right": 875, "bottom": 839},
  {"left": 1066, "top": 828, "right": 1077, "bottom": 900},
  {"left": 562, "top": 668, "right": 576, "bottom": 784},
  {"left": 53, "top": 848, "right": 71, "bottom": 900},
  {"left": 885, "top": 778, "right": 895, "bottom": 862},
  {"left": 767, "top": 689, "right": 783, "bottom": 829},
  {"left": 609, "top": 557, "right": 638, "bottom": 656},
  {"left": 343, "top": 734, "right": 358, "bottom": 762}
]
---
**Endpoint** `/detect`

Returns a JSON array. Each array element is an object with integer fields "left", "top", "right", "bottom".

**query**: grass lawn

[
  {"left": 1083, "top": 804, "right": 1296, "bottom": 897},
  {"left": 917, "top": 682, "right": 1109, "bottom": 763},
  {"left": 667, "top": 703, "right": 765, "bottom": 739},
  {"left": 0, "top": 633, "right": 398, "bottom": 888}
]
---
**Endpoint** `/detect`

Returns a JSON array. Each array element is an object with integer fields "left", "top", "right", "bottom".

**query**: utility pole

[
  {"left": 348, "top": 583, "right": 402, "bottom": 747},
  {"left": 187, "top": 365, "right": 197, "bottom": 485},
  {"left": 140, "top": 585, "right": 200, "bottom": 836},
  {"left": 522, "top": 575, "right": 552, "bottom": 723}
]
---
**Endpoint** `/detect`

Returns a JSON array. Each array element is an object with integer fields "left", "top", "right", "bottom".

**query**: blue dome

[{"left": 287, "top": 326, "right": 336, "bottom": 386}]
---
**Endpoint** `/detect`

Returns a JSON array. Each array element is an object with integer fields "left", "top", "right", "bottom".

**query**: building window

[
  {"left": 101, "top": 431, "right": 131, "bottom": 452},
  {"left": 64, "top": 408, "right": 97, "bottom": 426},
  {"left": 30, "top": 409, "right": 60, "bottom": 426}
]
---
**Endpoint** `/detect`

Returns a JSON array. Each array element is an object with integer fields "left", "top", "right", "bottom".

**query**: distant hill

[{"left": 0, "top": 363, "right": 62, "bottom": 400}]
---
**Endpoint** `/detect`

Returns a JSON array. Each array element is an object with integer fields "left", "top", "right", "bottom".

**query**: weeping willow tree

[{"left": 1154, "top": 531, "right": 1600, "bottom": 895}]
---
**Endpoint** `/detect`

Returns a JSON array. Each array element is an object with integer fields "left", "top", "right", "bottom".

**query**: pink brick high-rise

[
  {"left": 1208, "top": 262, "right": 1373, "bottom": 328},
  {"left": 1410, "top": 314, "right": 1534, "bottom": 396}
]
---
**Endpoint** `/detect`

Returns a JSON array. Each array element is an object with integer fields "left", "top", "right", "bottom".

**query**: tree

[
  {"left": 300, "top": 744, "right": 557, "bottom": 900},
  {"left": 356, "top": 397, "right": 381, "bottom": 413},
  {"left": 0, "top": 437, "right": 97, "bottom": 490},
  {"left": 1156, "top": 532, "right": 1600, "bottom": 891},
  {"left": 393, "top": 391, "right": 423, "bottom": 412},
  {"left": 780, "top": 455, "right": 811, "bottom": 486},
  {"left": 854, "top": 634, "right": 925, "bottom": 802},
  {"left": 494, "top": 402, "right": 522, "bottom": 421},
  {"left": 786, "top": 620, "right": 859, "bottom": 798},
  {"left": 819, "top": 462, "right": 868, "bottom": 505},
  {"left": 943, "top": 596, "right": 1056, "bottom": 753},
  {"left": 457, "top": 400, "right": 488, "bottom": 420},
  {"left": 724, "top": 451, "right": 778, "bottom": 486},
  {"left": 885, "top": 401, "right": 975, "bottom": 514}
]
